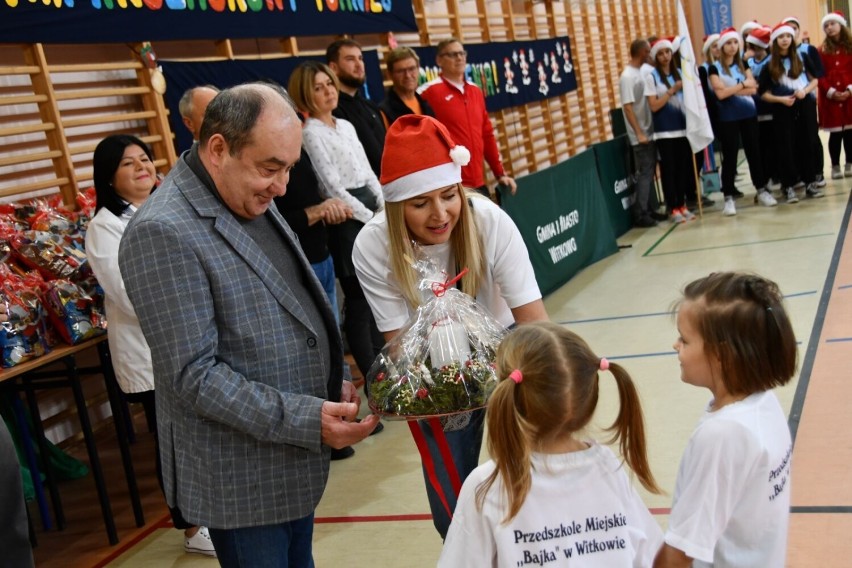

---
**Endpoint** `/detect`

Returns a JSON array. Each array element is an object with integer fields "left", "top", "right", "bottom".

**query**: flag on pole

[{"left": 677, "top": 0, "right": 715, "bottom": 153}]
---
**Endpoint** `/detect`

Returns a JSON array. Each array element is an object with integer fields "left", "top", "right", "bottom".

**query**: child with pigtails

[{"left": 439, "top": 322, "right": 662, "bottom": 567}]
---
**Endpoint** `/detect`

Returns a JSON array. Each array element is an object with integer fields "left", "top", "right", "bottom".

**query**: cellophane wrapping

[{"left": 366, "top": 255, "right": 506, "bottom": 423}]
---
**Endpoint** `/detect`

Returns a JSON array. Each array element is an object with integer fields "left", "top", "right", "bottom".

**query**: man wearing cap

[
  {"left": 620, "top": 38, "right": 665, "bottom": 227},
  {"left": 327, "top": 38, "right": 386, "bottom": 178},
  {"left": 379, "top": 46, "right": 435, "bottom": 128},
  {"left": 418, "top": 38, "right": 517, "bottom": 198},
  {"left": 119, "top": 82, "right": 379, "bottom": 564}
]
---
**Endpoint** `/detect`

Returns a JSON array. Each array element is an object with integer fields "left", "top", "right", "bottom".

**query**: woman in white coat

[{"left": 84, "top": 135, "right": 215, "bottom": 557}]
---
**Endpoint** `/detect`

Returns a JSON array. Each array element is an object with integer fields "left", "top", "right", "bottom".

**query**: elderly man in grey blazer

[{"left": 119, "top": 82, "right": 379, "bottom": 567}]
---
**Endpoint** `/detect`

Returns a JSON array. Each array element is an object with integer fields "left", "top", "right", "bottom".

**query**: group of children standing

[
  {"left": 697, "top": 13, "right": 852, "bottom": 216},
  {"left": 436, "top": 271, "right": 797, "bottom": 567}
]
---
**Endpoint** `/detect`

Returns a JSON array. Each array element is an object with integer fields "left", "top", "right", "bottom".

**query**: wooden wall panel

[{"left": 0, "top": 0, "right": 678, "bottom": 203}]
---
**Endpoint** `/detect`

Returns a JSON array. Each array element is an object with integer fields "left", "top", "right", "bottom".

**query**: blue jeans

[
  {"left": 417, "top": 408, "right": 485, "bottom": 539},
  {"left": 208, "top": 514, "right": 315, "bottom": 568},
  {"left": 310, "top": 255, "right": 338, "bottom": 325}
]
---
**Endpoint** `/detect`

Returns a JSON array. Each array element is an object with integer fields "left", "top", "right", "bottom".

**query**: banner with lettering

[
  {"left": 161, "top": 50, "right": 384, "bottom": 153},
  {"left": 0, "top": 0, "right": 417, "bottom": 44},
  {"left": 413, "top": 36, "right": 578, "bottom": 112},
  {"left": 701, "top": 0, "right": 732, "bottom": 35},
  {"left": 592, "top": 136, "right": 635, "bottom": 238},
  {"left": 500, "top": 150, "right": 618, "bottom": 295}
]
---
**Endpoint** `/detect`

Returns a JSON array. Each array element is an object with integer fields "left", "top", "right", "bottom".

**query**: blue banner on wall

[
  {"left": 161, "top": 51, "right": 385, "bottom": 154},
  {"left": 0, "top": 0, "right": 417, "bottom": 44},
  {"left": 701, "top": 0, "right": 732, "bottom": 35},
  {"left": 413, "top": 36, "right": 577, "bottom": 112}
]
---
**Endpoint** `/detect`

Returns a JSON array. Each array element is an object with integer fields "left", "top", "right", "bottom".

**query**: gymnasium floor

[{"left": 34, "top": 154, "right": 852, "bottom": 567}]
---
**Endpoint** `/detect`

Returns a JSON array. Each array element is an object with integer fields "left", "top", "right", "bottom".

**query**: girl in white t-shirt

[
  {"left": 655, "top": 272, "right": 797, "bottom": 567},
  {"left": 439, "top": 322, "right": 663, "bottom": 567}
]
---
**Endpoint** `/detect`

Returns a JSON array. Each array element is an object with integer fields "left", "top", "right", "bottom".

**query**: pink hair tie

[
  {"left": 599, "top": 358, "right": 610, "bottom": 372},
  {"left": 509, "top": 369, "right": 523, "bottom": 384}
]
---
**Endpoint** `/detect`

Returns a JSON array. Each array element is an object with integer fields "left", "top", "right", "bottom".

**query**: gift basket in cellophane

[{"left": 365, "top": 254, "right": 506, "bottom": 427}]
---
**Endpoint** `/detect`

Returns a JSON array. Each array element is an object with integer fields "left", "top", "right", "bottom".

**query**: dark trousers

[
  {"left": 0, "top": 419, "right": 34, "bottom": 568},
  {"left": 631, "top": 141, "right": 657, "bottom": 217},
  {"left": 209, "top": 514, "right": 315, "bottom": 568},
  {"left": 758, "top": 119, "right": 780, "bottom": 183},
  {"left": 828, "top": 130, "right": 852, "bottom": 166},
  {"left": 657, "top": 137, "right": 695, "bottom": 211},
  {"left": 124, "top": 390, "right": 193, "bottom": 530},
  {"left": 717, "top": 116, "right": 766, "bottom": 196},
  {"left": 338, "top": 275, "right": 384, "bottom": 381},
  {"left": 772, "top": 96, "right": 819, "bottom": 188}
]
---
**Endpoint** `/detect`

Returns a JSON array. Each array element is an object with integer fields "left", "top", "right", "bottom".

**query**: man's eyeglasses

[
  {"left": 393, "top": 65, "right": 420, "bottom": 75},
  {"left": 439, "top": 50, "right": 467, "bottom": 59}
]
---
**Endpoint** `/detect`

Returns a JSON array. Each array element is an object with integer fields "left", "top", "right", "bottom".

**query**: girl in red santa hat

[{"left": 818, "top": 11, "right": 852, "bottom": 179}]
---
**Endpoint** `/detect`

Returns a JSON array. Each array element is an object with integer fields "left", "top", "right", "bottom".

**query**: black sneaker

[
  {"left": 331, "top": 446, "right": 355, "bottom": 460},
  {"left": 633, "top": 216, "right": 657, "bottom": 228}
]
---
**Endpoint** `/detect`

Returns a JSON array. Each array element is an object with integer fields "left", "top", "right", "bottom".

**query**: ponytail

[
  {"left": 476, "top": 376, "right": 532, "bottom": 523},
  {"left": 604, "top": 362, "right": 661, "bottom": 494}
]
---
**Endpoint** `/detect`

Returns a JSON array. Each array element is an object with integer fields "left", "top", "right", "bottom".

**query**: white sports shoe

[
  {"left": 756, "top": 190, "right": 778, "bottom": 207},
  {"left": 832, "top": 165, "right": 843, "bottom": 180},
  {"left": 785, "top": 187, "right": 800, "bottom": 204},
  {"left": 185, "top": 526, "right": 217, "bottom": 557},
  {"left": 723, "top": 197, "right": 737, "bottom": 216}
]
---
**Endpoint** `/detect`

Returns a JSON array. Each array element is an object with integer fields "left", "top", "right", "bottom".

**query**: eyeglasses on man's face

[{"left": 439, "top": 50, "right": 467, "bottom": 59}]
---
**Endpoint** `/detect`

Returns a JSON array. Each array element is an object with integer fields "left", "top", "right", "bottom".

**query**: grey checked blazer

[{"left": 119, "top": 157, "right": 344, "bottom": 529}]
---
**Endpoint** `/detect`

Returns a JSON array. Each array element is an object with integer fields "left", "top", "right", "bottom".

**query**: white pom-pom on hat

[{"left": 449, "top": 145, "right": 471, "bottom": 167}]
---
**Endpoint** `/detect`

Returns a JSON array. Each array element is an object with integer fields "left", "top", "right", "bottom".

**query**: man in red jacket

[{"left": 418, "top": 38, "right": 517, "bottom": 198}]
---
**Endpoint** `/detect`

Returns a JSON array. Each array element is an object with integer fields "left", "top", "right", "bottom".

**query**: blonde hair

[
  {"left": 287, "top": 61, "right": 340, "bottom": 116},
  {"left": 385, "top": 188, "right": 487, "bottom": 309},
  {"left": 476, "top": 322, "right": 661, "bottom": 523}
]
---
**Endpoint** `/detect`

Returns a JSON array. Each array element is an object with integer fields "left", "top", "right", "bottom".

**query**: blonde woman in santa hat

[
  {"left": 352, "top": 114, "right": 547, "bottom": 539},
  {"left": 645, "top": 38, "right": 697, "bottom": 222},
  {"left": 818, "top": 11, "right": 852, "bottom": 179},
  {"left": 758, "top": 22, "right": 824, "bottom": 203},
  {"left": 709, "top": 27, "right": 772, "bottom": 215},
  {"left": 288, "top": 61, "right": 386, "bottom": 435},
  {"left": 699, "top": 33, "right": 721, "bottom": 137}
]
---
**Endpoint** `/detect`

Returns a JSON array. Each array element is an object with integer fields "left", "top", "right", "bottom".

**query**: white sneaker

[
  {"left": 679, "top": 206, "right": 696, "bottom": 221},
  {"left": 723, "top": 197, "right": 737, "bottom": 216},
  {"left": 768, "top": 179, "right": 782, "bottom": 190},
  {"left": 793, "top": 180, "right": 806, "bottom": 189},
  {"left": 185, "top": 526, "right": 217, "bottom": 557},
  {"left": 846, "top": 164, "right": 852, "bottom": 177},
  {"left": 814, "top": 174, "right": 827, "bottom": 187},
  {"left": 785, "top": 187, "right": 800, "bottom": 204},
  {"left": 805, "top": 183, "right": 825, "bottom": 198},
  {"left": 671, "top": 209, "right": 685, "bottom": 223},
  {"left": 832, "top": 165, "right": 843, "bottom": 180},
  {"left": 756, "top": 190, "right": 778, "bottom": 207}
]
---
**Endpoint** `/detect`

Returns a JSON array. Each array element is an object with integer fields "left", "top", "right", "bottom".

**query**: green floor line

[
  {"left": 642, "top": 223, "right": 679, "bottom": 257},
  {"left": 646, "top": 232, "right": 834, "bottom": 257}
]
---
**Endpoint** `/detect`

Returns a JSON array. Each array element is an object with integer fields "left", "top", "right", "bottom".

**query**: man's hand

[
  {"left": 320, "top": 380, "right": 380, "bottom": 449},
  {"left": 498, "top": 175, "right": 517, "bottom": 195}
]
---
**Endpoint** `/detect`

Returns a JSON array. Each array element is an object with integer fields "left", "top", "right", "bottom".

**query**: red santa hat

[
  {"left": 380, "top": 115, "right": 471, "bottom": 202},
  {"left": 740, "top": 20, "right": 761, "bottom": 37},
  {"left": 717, "top": 27, "right": 740, "bottom": 49},
  {"left": 822, "top": 11, "right": 848, "bottom": 28},
  {"left": 770, "top": 22, "right": 796, "bottom": 44},
  {"left": 703, "top": 33, "right": 720, "bottom": 55},
  {"left": 781, "top": 16, "right": 800, "bottom": 28},
  {"left": 650, "top": 37, "right": 674, "bottom": 60},
  {"left": 746, "top": 26, "right": 771, "bottom": 49}
]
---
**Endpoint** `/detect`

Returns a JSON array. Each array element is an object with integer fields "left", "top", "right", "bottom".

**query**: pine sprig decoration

[{"left": 368, "top": 348, "right": 499, "bottom": 418}]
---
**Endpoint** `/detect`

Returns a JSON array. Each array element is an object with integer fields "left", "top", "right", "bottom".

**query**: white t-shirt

[
  {"left": 302, "top": 117, "right": 383, "bottom": 224},
  {"left": 665, "top": 390, "right": 792, "bottom": 567},
  {"left": 439, "top": 442, "right": 663, "bottom": 567},
  {"left": 352, "top": 196, "right": 541, "bottom": 332},
  {"left": 620, "top": 64, "right": 654, "bottom": 146}
]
